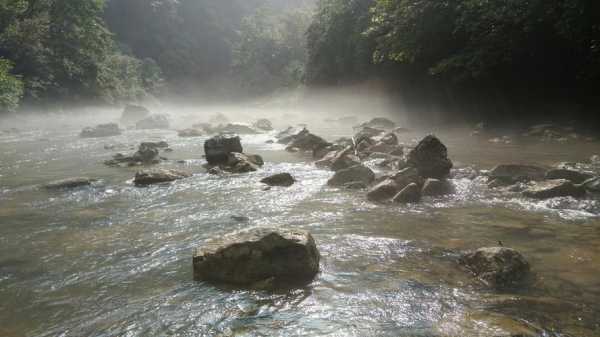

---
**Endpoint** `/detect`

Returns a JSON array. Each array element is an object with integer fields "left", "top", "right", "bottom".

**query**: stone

[
  {"left": 489, "top": 164, "right": 546, "bottom": 182},
  {"left": 421, "top": 178, "right": 453, "bottom": 197},
  {"left": 253, "top": 118, "right": 273, "bottom": 131},
  {"left": 44, "top": 177, "right": 95, "bottom": 190},
  {"left": 261, "top": 173, "right": 295, "bottom": 187},
  {"left": 353, "top": 127, "right": 383, "bottom": 144},
  {"left": 366, "top": 179, "right": 399, "bottom": 202},
  {"left": 178, "top": 129, "right": 203, "bottom": 137},
  {"left": 225, "top": 152, "right": 261, "bottom": 173},
  {"left": 392, "top": 183, "right": 421, "bottom": 203},
  {"left": 80, "top": 123, "right": 121, "bottom": 138},
  {"left": 134, "top": 169, "right": 191, "bottom": 186},
  {"left": 380, "top": 132, "right": 399, "bottom": 145},
  {"left": 330, "top": 148, "right": 360, "bottom": 172},
  {"left": 193, "top": 228, "right": 320, "bottom": 286},
  {"left": 343, "top": 181, "right": 368, "bottom": 189},
  {"left": 276, "top": 127, "right": 306, "bottom": 144},
  {"left": 358, "top": 117, "right": 396, "bottom": 129},
  {"left": 522, "top": 179, "right": 586, "bottom": 199},
  {"left": 545, "top": 168, "right": 593, "bottom": 184},
  {"left": 459, "top": 247, "right": 530, "bottom": 289},
  {"left": 582, "top": 177, "right": 600, "bottom": 192},
  {"left": 286, "top": 130, "right": 330, "bottom": 153},
  {"left": 327, "top": 164, "right": 375, "bottom": 187},
  {"left": 390, "top": 167, "right": 424, "bottom": 190},
  {"left": 120, "top": 105, "right": 150, "bottom": 125},
  {"left": 104, "top": 142, "right": 162, "bottom": 167},
  {"left": 136, "top": 114, "right": 170, "bottom": 130},
  {"left": 407, "top": 135, "right": 453, "bottom": 179},
  {"left": 204, "top": 135, "right": 243, "bottom": 165},
  {"left": 215, "top": 123, "right": 259, "bottom": 135}
]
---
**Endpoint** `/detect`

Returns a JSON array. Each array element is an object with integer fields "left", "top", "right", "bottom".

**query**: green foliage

[
  {"left": 0, "top": 58, "right": 24, "bottom": 112},
  {"left": 97, "top": 54, "right": 164, "bottom": 103}
]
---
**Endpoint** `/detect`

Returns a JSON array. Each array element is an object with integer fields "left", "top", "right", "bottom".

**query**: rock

[
  {"left": 367, "top": 179, "right": 399, "bottom": 202},
  {"left": 545, "top": 168, "right": 593, "bottom": 184},
  {"left": 276, "top": 126, "right": 305, "bottom": 144},
  {"left": 225, "top": 152, "right": 261, "bottom": 173},
  {"left": 407, "top": 135, "right": 453, "bottom": 179},
  {"left": 358, "top": 117, "right": 396, "bottom": 129},
  {"left": 120, "top": 105, "right": 150, "bottom": 125},
  {"left": 134, "top": 169, "right": 191, "bottom": 186},
  {"left": 380, "top": 132, "right": 399, "bottom": 145},
  {"left": 582, "top": 177, "right": 600, "bottom": 192},
  {"left": 313, "top": 144, "right": 344, "bottom": 160},
  {"left": 522, "top": 179, "right": 585, "bottom": 199},
  {"left": 216, "top": 123, "right": 259, "bottom": 135},
  {"left": 44, "top": 177, "right": 95, "bottom": 190},
  {"left": 459, "top": 247, "right": 530, "bottom": 289},
  {"left": 421, "top": 178, "right": 453, "bottom": 197},
  {"left": 261, "top": 173, "right": 295, "bottom": 187},
  {"left": 327, "top": 164, "right": 375, "bottom": 187},
  {"left": 354, "top": 127, "right": 384, "bottom": 143},
  {"left": 136, "top": 114, "right": 170, "bottom": 130},
  {"left": 140, "top": 141, "right": 169, "bottom": 150},
  {"left": 104, "top": 142, "right": 162, "bottom": 167},
  {"left": 390, "top": 167, "right": 424, "bottom": 190},
  {"left": 193, "top": 228, "right": 320, "bottom": 286},
  {"left": 364, "top": 142, "right": 397, "bottom": 154},
  {"left": 286, "top": 130, "right": 330, "bottom": 153},
  {"left": 192, "top": 122, "right": 216, "bottom": 134},
  {"left": 356, "top": 138, "right": 376, "bottom": 153},
  {"left": 204, "top": 135, "right": 243, "bottom": 165},
  {"left": 178, "top": 129, "right": 203, "bottom": 137},
  {"left": 343, "top": 181, "right": 368, "bottom": 189},
  {"left": 333, "top": 137, "right": 354, "bottom": 148},
  {"left": 253, "top": 118, "right": 273, "bottom": 131},
  {"left": 488, "top": 164, "right": 546, "bottom": 183},
  {"left": 392, "top": 183, "right": 421, "bottom": 203},
  {"left": 245, "top": 154, "right": 264, "bottom": 166},
  {"left": 80, "top": 123, "right": 121, "bottom": 138},
  {"left": 330, "top": 148, "right": 360, "bottom": 171}
]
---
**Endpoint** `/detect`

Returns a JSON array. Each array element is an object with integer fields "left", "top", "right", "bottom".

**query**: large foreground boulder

[
  {"left": 80, "top": 123, "right": 121, "bottom": 138},
  {"left": 44, "top": 177, "right": 95, "bottom": 190},
  {"left": 459, "top": 247, "right": 530, "bottom": 289},
  {"left": 134, "top": 169, "right": 191, "bottom": 186},
  {"left": 193, "top": 228, "right": 320, "bottom": 286},
  {"left": 120, "top": 105, "right": 150, "bottom": 125},
  {"left": 136, "top": 114, "right": 170, "bottom": 130},
  {"left": 488, "top": 164, "right": 546, "bottom": 183},
  {"left": 204, "top": 135, "right": 243, "bottom": 165},
  {"left": 261, "top": 173, "right": 295, "bottom": 187},
  {"left": 522, "top": 179, "right": 585, "bottom": 199},
  {"left": 327, "top": 164, "right": 375, "bottom": 187},
  {"left": 407, "top": 135, "right": 453, "bottom": 179}
]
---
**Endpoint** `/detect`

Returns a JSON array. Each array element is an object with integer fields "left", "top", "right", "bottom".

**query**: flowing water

[{"left": 1, "top": 111, "right": 600, "bottom": 337}]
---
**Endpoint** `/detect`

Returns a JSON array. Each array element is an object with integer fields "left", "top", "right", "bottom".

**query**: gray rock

[
  {"left": 459, "top": 247, "right": 530, "bottom": 289},
  {"left": 225, "top": 152, "right": 262, "bottom": 173},
  {"left": 105, "top": 142, "right": 163, "bottom": 167},
  {"left": 80, "top": 123, "right": 121, "bottom": 138},
  {"left": 545, "top": 168, "right": 593, "bottom": 184},
  {"left": 261, "top": 173, "right": 295, "bottom": 187},
  {"left": 216, "top": 123, "right": 259, "bottom": 135},
  {"left": 407, "top": 135, "right": 453, "bottom": 179},
  {"left": 327, "top": 164, "right": 375, "bottom": 187},
  {"left": 134, "top": 169, "right": 191, "bottom": 186},
  {"left": 276, "top": 127, "right": 307, "bottom": 144},
  {"left": 392, "top": 183, "right": 421, "bottom": 203},
  {"left": 253, "top": 118, "right": 273, "bottom": 131},
  {"left": 489, "top": 164, "right": 546, "bottom": 182},
  {"left": 390, "top": 167, "right": 424, "bottom": 190},
  {"left": 522, "top": 179, "right": 585, "bottom": 199},
  {"left": 358, "top": 117, "right": 396, "bottom": 129},
  {"left": 582, "top": 177, "right": 600, "bottom": 192},
  {"left": 286, "top": 130, "right": 330, "bottom": 153},
  {"left": 136, "top": 114, "right": 170, "bottom": 130},
  {"left": 193, "top": 228, "right": 320, "bottom": 286},
  {"left": 380, "top": 132, "right": 399, "bottom": 145},
  {"left": 204, "top": 135, "right": 243, "bottom": 165},
  {"left": 421, "top": 178, "right": 453, "bottom": 197},
  {"left": 343, "top": 181, "right": 368, "bottom": 189},
  {"left": 120, "top": 105, "right": 150, "bottom": 125},
  {"left": 366, "top": 179, "right": 399, "bottom": 202},
  {"left": 44, "top": 177, "right": 95, "bottom": 190}
]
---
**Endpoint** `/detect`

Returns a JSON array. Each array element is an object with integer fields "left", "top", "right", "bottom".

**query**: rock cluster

[
  {"left": 204, "top": 135, "right": 263, "bottom": 173},
  {"left": 134, "top": 169, "right": 191, "bottom": 186},
  {"left": 105, "top": 142, "right": 168, "bottom": 167}
]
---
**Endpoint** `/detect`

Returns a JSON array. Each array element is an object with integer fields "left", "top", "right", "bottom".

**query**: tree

[{"left": 0, "top": 58, "right": 23, "bottom": 112}]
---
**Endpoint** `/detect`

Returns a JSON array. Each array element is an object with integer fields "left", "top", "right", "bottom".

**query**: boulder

[
  {"left": 582, "top": 177, "right": 600, "bottom": 193},
  {"left": 139, "top": 141, "right": 169, "bottom": 150},
  {"left": 313, "top": 144, "right": 344, "bottom": 160},
  {"left": 421, "top": 178, "right": 453, "bottom": 197},
  {"left": 136, "top": 114, "right": 170, "bottom": 130},
  {"left": 392, "top": 183, "right": 421, "bottom": 203},
  {"left": 366, "top": 179, "right": 399, "bottom": 202},
  {"left": 327, "top": 164, "right": 375, "bottom": 187},
  {"left": 522, "top": 179, "right": 585, "bottom": 199},
  {"left": 80, "top": 123, "right": 121, "bottom": 138},
  {"left": 104, "top": 143, "right": 162, "bottom": 167},
  {"left": 120, "top": 105, "right": 150, "bottom": 125},
  {"left": 178, "top": 129, "right": 203, "bottom": 138},
  {"left": 286, "top": 131, "right": 330, "bottom": 153},
  {"left": 330, "top": 147, "right": 360, "bottom": 171},
  {"left": 216, "top": 123, "right": 259, "bottom": 135},
  {"left": 358, "top": 117, "right": 396, "bottom": 129},
  {"left": 380, "top": 132, "right": 399, "bottom": 146},
  {"left": 225, "top": 152, "right": 262, "bottom": 173},
  {"left": 344, "top": 181, "right": 368, "bottom": 189},
  {"left": 354, "top": 127, "right": 384, "bottom": 144},
  {"left": 260, "top": 173, "right": 295, "bottom": 187},
  {"left": 407, "top": 135, "right": 453, "bottom": 179},
  {"left": 44, "top": 177, "right": 95, "bottom": 190},
  {"left": 193, "top": 228, "right": 320, "bottom": 286},
  {"left": 488, "top": 164, "right": 546, "bottom": 183},
  {"left": 390, "top": 167, "right": 424, "bottom": 190},
  {"left": 545, "top": 168, "right": 593, "bottom": 184},
  {"left": 134, "top": 169, "right": 191, "bottom": 186},
  {"left": 204, "top": 135, "right": 243, "bottom": 165},
  {"left": 253, "top": 118, "right": 273, "bottom": 131},
  {"left": 459, "top": 247, "right": 530, "bottom": 289},
  {"left": 276, "top": 127, "right": 306, "bottom": 144}
]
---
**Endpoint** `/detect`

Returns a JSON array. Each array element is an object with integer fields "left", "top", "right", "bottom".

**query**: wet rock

[
  {"left": 313, "top": 144, "right": 344, "bottom": 160},
  {"left": 380, "top": 132, "right": 399, "bottom": 145},
  {"left": 216, "top": 123, "right": 259, "bottom": 135},
  {"left": 367, "top": 179, "right": 399, "bottom": 202},
  {"left": 421, "top": 178, "right": 453, "bottom": 197},
  {"left": 407, "top": 135, "right": 453, "bottom": 179},
  {"left": 330, "top": 147, "right": 360, "bottom": 171},
  {"left": 390, "top": 167, "right": 424, "bottom": 190},
  {"left": 314, "top": 150, "right": 339, "bottom": 169},
  {"left": 286, "top": 130, "right": 330, "bottom": 153},
  {"left": 193, "top": 228, "right": 320, "bottom": 286},
  {"left": 192, "top": 122, "right": 216, "bottom": 134},
  {"left": 120, "top": 105, "right": 150, "bottom": 125},
  {"left": 136, "top": 114, "right": 170, "bottom": 130},
  {"left": 260, "top": 173, "right": 295, "bottom": 187},
  {"left": 134, "top": 169, "right": 191, "bottom": 186},
  {"left": 80, "top": 123, "right": 121, "bottom": 138},
  {"left": 276, "top": 126, "right": 306, "bottom": 144},
  {"left": 178, "top": 128, "right": 203, "bottom": 138},
  {"left": 333, "top": 137, "right": 354, "bottom": 148},
  {"left": 392, "top": 183, "right": 421, "bottom": 203},
  {"left": 327, "top": 164, "right": 375, "bottom": 187},
  {"left": 489, "top": 164, "right": 546, "bottom": 183},
  {"left": 364, "top": 142, "right": 397, "bottom": 154},
  {"left": 140, "top": 141, "right": 169, "bottom": 150},
  {"left": 545, "top": 168, "right": 593, "bottom": 184},
  {"left": 204, "top": 135, "right": 243, "bottom": 165},
  {"left": 44, "top": 177, "right": 95, "bottom": 190},
  {"left": 225, "top": 152, "right": 262, "bottom": 173},
  {"left": 358, "top": 117, "right": 396, "bottom": 129},
  {"left": 356, "top": 137, "right": 376, "bottom": 153},
  {"left": 104, "top": 143, "right": 162, "bottom": 167},
  {"left": 459, "top": 247, "right": 530, "bottom": 289},
  {"left": 582, "top": 177, "right": 600, "bottom": 192},
  {"left": 344, "top": 181, "right": 368, "bottom": 189},
  {"left": 522, "top": 179, "right": 585, "bottom": 199},
  {"left": 253, "top": 118, "right": 273, "bottom": 131},
  {"left": 354, "top": 127, "right": 384, "bottom": 143}
]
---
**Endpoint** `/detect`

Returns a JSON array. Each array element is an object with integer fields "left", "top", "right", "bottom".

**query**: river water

[{"left": 1, "top": 110, "right": 600, "bottom": 337}]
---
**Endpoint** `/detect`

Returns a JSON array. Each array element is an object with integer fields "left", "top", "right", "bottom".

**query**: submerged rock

[
  {"left": 488, "top": 164, "right": 546, "bottom": 183},
  {"left": 390, "top": 167, "right": 423, "bottom": 190},
  {"left": 260, "top": 173, "right": 295, "bottom": 187},
  {"left": 582, "top": 177, "right": 600, "bottom": 193},
  {"left": 392, "top": 183, "right": 421, "bottom": 203},
  {"left": 407, "top": 135, "right": 453, "bottom": 179},
  {"left": 136, "top": 114, "right": 170, "bottom": 130},
  {"left": 193, "top": 228, "right": 320, "bottom": 287},
  {"left": 178, "top": 128, "right": 203, "bottom": 138},
  {"left": 80, "top": 123, "right": 121, "bottom": 138},
  {"left": 421, "top": 178, "right": 453, "bottom": 197},
  {"left": 459, "top": 247, "right": 530, "bottom": 289},
  {"left": 134, "top": 169, "right": 191, "bottom": 186},
  {"left": 204, "top": 135, "right": 243, "bottom": 166},
  {"left": 545, "top": 168, "right": 593, "bottom": 184},
  {"left": 44, "top": 177, "right": 95, "bottom": 190},
  {"left": 367, "top": 179, "right": 399, "bottom": 202},
  {"left": 253, "top": 118, "right": 273, "bottom": 131},
  {"left": 327, "top": 164, "right": 375, "bottom": 187},
  {"left": 120, "top": 105, "right": 150, "bottom": 125},
  {"left": 522, "top": 179, "right": 585, "bottom": 199},
  {"left": 225, "top": 152, "right": 263, "bottom": 173}
]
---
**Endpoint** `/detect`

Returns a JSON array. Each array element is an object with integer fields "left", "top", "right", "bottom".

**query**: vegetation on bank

[{"left": 0, "top": 0, "right": 598, "bottom": 120}]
